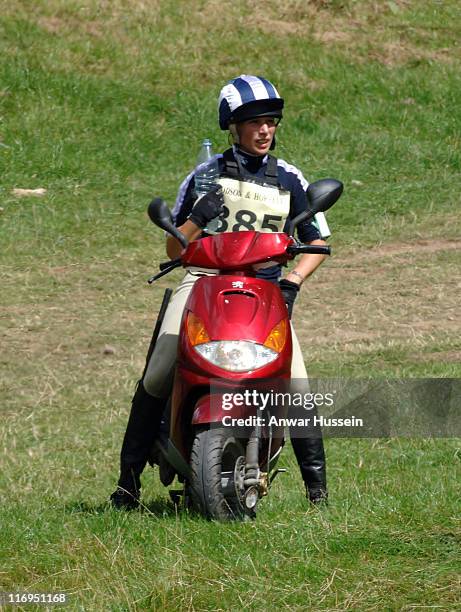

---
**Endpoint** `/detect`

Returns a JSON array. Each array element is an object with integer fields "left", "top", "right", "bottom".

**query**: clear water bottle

[{"left": 195, "top": 139, "right": 221, "bottom": 233}]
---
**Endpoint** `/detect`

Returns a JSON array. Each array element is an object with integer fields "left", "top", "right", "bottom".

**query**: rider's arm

[
  {"left": 166, "top": 170, "right": 200, "bottom": 259},
  {"left": 284, "top": 171, "right": 329, "bottom": 286},
  {"left": 167, "top": 176, "right": 224, "bottom": 259},
  {"left": 166, "top": 220, "right": 202, "bottom": 259},
  {"left": 284, "top": 238, "right": 328, "bottom": 286}
]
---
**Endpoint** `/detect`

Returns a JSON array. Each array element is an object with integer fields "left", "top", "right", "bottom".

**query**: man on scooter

[{"left": 111, "top": 75, "right": 329, "bottom": 510}]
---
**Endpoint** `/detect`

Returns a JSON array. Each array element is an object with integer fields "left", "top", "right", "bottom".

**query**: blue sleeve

[
  {"left": 278, "top": 160, "right": 321, "bottom": 243},
  {"left": 297, "top": 218, "right": 321, "bottom": 243},
  {"left": 171, "top": 154, "right": 224, "bottom": 227},
  {"left": 171, "top": 170, "right": 196, "bottom": 226}
]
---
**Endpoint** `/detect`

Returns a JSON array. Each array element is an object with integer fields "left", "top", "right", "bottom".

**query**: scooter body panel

[
  {"left": 169, "top": 272, "right": 292, "bottom": 461},
  {"left": 181, "top": 231, "right": 294, "bottom": 269}
]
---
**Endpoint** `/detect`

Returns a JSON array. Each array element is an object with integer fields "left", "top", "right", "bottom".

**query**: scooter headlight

[{"left": 194, "top": 341, "right": 278, "bottom": 372}]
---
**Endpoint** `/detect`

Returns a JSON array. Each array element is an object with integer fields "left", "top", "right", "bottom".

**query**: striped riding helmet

[{"left": 218, "top": 75, "right": 284, "bottom": 130}]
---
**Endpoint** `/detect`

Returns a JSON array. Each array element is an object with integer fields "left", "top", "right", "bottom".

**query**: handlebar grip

[
  {"left": 148, "top": 260, "right": 182, "bottom": 284},
  {"left": 287, "top": 245, "right": 331, "bottom": 256},
  {"left": 159, "top": 257, "right": 181, "bottom": 271}
]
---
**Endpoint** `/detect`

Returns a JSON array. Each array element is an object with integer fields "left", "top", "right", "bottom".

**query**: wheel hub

[{"left": 221, "top": 455, "right": 246, "bottom": 505}]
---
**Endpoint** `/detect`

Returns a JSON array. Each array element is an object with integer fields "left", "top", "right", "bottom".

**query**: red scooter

[{"left": 147, "top": 179, "right": 342, "bottom": 520}]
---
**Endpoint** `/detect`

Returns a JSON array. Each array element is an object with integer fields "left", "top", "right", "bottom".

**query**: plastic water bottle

[{"left": 195, "top": 139, "right": 221, "bottom": 233}]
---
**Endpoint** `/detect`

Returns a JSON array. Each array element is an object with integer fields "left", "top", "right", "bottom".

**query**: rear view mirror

[
  {"left": 147, "top": 198, "right": 188, "bottom": 249},
  {"left": 286, "top": 178, "right": 343, "bottom": 236},
  {"left": 306, "top": 179, "right": 343, "bottom": 215}
]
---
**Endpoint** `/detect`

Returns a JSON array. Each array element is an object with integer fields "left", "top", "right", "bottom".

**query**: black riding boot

[
  {"left": 110, "top": 380, "right": 165, "bottom": 509},
  {"left": 291, "top": 434, "right": 328, "bottom": 504}
]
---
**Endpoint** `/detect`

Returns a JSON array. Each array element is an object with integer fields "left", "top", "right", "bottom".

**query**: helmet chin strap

[{"left": 228, "top": 123, "right": 239, "bottom": 144}]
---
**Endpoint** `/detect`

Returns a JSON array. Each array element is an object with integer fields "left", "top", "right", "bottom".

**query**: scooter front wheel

[{"left": 189, "top": 427, "right": 254, "bottom": 521}]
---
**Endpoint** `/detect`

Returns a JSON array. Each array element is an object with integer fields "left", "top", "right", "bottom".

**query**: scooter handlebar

[{"left": 149, "top": 240, "right": 331, "bottom": 285}]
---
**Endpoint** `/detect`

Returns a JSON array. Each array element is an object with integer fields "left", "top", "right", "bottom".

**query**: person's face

[{"left": 236, "top": 116, "right": 279, "bottom": 156}]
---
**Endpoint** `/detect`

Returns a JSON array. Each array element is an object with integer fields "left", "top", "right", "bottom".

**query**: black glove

[
  {"left": 188, "top": 185, "right": 224, "bottom": 229},
  {"left": 279, "top": 279, "right": 300, "bottom": 319}
]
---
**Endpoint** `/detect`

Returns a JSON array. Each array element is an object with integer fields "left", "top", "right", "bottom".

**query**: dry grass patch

[
  {"left": 368, "top": 40, "right": 456, "bottom": 67},
  {"left": 250, "top": 0, "right": 459, "bottom": 66},
  {"left": 295, "top": 238, "right": 460, "bottom": 357}
]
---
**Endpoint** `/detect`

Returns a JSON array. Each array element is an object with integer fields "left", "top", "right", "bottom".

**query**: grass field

[{"left": 1, "top": 1, "right": 460, "bottom": 610}]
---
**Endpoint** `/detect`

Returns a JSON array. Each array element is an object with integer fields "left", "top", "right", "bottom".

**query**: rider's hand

[
  {"left": 188, "top": 185, "right": 224, "bottom": 229},
  {"left": 279, "top": 279, "right": 300, "bottom": 319}
]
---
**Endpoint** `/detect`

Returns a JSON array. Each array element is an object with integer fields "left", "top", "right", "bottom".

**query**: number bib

[{"left": 214, "top": 177, "right": 291, "bottom": 233}]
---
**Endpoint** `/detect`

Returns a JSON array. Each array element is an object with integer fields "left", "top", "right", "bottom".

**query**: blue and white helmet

[{"left": 218, "top": 75, "right": 284, "bottom": 130}]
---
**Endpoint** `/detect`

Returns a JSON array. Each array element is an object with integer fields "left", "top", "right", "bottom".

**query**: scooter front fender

[{"left": 191, "top": 393, "right": 251, "bottom": 425}]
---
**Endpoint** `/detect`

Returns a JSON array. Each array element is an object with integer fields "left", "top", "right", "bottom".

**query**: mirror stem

[{"left": 286, "top": 209, "right": 314, "bottom": 237}]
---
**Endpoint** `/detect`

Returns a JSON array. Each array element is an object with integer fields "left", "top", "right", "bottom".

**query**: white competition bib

[{"left": 212, "top": 177, "right": 291, "bottom": 234}]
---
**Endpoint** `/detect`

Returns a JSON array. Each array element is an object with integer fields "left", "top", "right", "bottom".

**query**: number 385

[{"left": 218, "top": 207, "right": 283, "bottom": 233}]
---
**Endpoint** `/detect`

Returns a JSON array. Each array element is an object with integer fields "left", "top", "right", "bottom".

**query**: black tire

[{"left": 189, "top": 427, "right": 253, "bottom": 521}]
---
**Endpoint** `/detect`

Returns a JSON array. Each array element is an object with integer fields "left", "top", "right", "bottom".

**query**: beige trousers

[{"left": 144, "top": 272, "right": 308, "bottom": 398}]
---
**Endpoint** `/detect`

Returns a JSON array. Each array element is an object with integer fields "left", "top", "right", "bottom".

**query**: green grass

[
  {"left": 1, "top": 433, "right": 460, "bottom": 609},
  {"left": 1, "top": 1, "right": 460, "bottom": 609}
]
